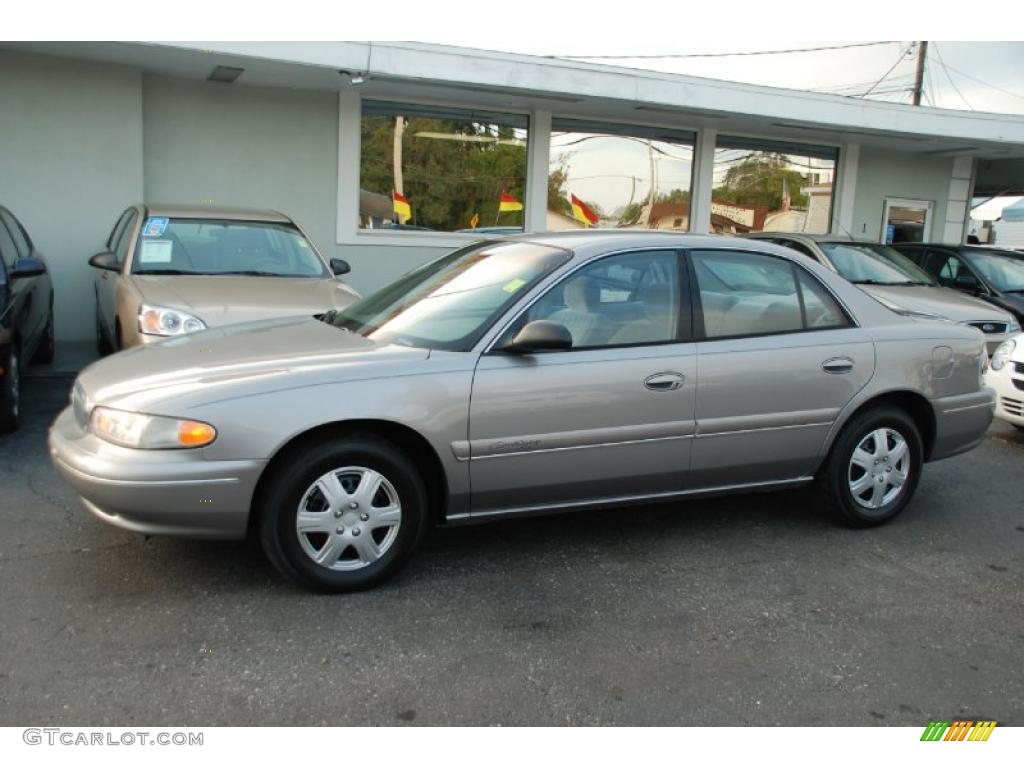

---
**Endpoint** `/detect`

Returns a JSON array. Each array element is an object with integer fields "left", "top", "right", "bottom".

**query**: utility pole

[{"left": 912, "top": 41, "right": 928, "bottom": 106}]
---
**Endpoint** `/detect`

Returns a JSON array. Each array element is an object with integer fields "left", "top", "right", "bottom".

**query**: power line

[
  {"left": 859, "top": 43, "right": 915, "bottom": 97},
  {"left": 547, "top": 41, "right": 900, "bottom": 61},
  {"left": 932, "top": 43, "right": 973, "bottom": 110},
  {"left": 937, "top": 61, "right": 1024, "bottom": 102}
]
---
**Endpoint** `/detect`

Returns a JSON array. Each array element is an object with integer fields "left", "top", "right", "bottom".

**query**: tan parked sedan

[{"left": 90, "top": 204, "right": 360, "bottom": 351}]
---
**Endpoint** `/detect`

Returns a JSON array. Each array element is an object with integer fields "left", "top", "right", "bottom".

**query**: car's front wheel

[
  {"left": 817, "top": 406, "right": 923, "bottom": 527},
  {"left": 258, "top": 434, "right": 428, "bottom": 592}
]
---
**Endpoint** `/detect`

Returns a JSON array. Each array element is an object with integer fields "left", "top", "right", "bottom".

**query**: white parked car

[{"left": 984, "top": 333, "right": 1024, "bottom": 430}]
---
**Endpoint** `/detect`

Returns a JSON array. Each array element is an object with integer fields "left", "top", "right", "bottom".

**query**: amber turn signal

[{"left": 178, "top": 420, "right": 217, "bottom": 447}]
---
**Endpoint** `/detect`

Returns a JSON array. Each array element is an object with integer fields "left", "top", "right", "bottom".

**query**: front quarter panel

[{"left": 190, "top": 351, "right": 477, "bottom": 516}]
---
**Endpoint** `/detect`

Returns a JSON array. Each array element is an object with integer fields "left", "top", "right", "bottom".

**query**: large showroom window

[
  {"left": 548, "top": 119, "right": 695, "bottom": 230},
  {"left": 359, "top": 101, "right": 529, "bottom": 233},
  {"left": 710, "top": 136, "right": 838, "bottom": 235}
]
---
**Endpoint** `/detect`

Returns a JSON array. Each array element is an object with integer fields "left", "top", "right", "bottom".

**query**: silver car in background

[
  {"left": 51, "top": 233, "right": 994, "bottom": 592},
  {"left": 743, "top": 233, "right": 1019, "bottom": 353},
  {"left": 89, "top": 204, "right": 361, "bottom": 352}
]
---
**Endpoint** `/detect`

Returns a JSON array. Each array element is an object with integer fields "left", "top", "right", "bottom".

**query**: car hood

[
  {"left": 77, "top": 316, "right": 429, "bottom": 413},
  {"left": 129, "top": 275, "right": 360, "bottom": 326},
  {"left": 860, "top": 284, "right": 1013, "bottom": 323}
]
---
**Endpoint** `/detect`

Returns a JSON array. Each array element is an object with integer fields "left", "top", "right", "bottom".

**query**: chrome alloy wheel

[
  {"left": 295, "top": 466, "right": 402, "bottom": 571},
  {"left": 847, "top": 428, "right": 910, "bottom": 510}
]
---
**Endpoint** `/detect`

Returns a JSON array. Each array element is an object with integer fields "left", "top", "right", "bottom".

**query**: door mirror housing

[
  {"left": 330, "top": 258, "right": 352, "bottom": 276},
  {"left": 88, "top": 251, "right": 119, "bottom": 271},
  {"left": 9, "top": 256, "right": 47, "bottom": 278},
  {"left": 954, "top": 273, "right": 981, "bottom": 292},
  {"left": 499, "top": 320, "right": 573, "bottom": 354}
]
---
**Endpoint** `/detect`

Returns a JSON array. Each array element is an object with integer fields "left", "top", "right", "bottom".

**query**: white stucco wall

[
  {"left": 851, "top": 147, "right": 955, "bottom": 243},
  {"left": 0, "top": 50, "right": 143, "bottom": 341}
]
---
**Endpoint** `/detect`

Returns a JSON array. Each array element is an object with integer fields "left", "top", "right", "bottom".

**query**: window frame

[
  {"left": 0, "top": 215, "right": 21, "bottom": 270},
  {"left": 484, "top": 247, "right": 694, "bottom": 355},
  {"left": 685, "top": 247, "right": 855, "bottom": 343}
]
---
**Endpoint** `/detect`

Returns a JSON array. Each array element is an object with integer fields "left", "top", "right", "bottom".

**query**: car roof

[
  {"left": 498, "top": 230, "right": 761, "bottom": 251},
  {"left": 744, "top": 232, "right": 881, "bottom": 246},
  {"left": 141, "top": 203, "right": 293, "bottom": 223}
]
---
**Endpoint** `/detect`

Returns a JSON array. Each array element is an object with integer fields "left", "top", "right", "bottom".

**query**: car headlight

[
  {"left": 1007, "top": 319, "right": 1021, "bottom": 334},
  {"left": 990, "top": 339, "right": 1016, "bottom": 371},
  {"left": 89, "top": 406, "right": 217, "bottom": 449},
  {"left": 138, "top": 304, "right": 207, "bottom": 337}
]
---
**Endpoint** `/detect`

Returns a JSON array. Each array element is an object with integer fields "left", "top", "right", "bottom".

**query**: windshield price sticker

[
  {"left": 502, "top": 278, "right": 527, "bottom": 293},
  {"left": 139, "top": 240, "right": 173, "bottom": 264}
]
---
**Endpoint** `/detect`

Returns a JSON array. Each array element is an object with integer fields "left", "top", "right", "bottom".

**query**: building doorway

[{"left": 882, "top": 198, "right": 933, "bottom": 244}]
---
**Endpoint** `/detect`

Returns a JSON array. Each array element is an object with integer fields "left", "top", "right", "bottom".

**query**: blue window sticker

[{"left": 143, "top": 217, "right": 169, "bottom": 237}]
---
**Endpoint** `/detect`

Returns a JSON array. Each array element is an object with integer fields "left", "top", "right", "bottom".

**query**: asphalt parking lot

[{"left": 1, "top": 375, "right": 1022, "bottom": 726}]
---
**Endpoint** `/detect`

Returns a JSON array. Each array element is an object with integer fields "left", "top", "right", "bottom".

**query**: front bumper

[
  {"left": 48, "top": 406, "right": 265, "bottom": 539},
  {"left": 984, "top": 363, "right": 1024, "bottom": 428},
  {"left": 929, "top": 388, "right": 996, "bottom": 461}
]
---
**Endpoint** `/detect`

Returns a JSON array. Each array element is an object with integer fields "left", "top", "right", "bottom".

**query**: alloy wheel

[
  {"left": 294, "top": 466, "right": 402, "bottom": 571},
  {"left": 847, "top": 427, "right": 910, "bottom": 510}
]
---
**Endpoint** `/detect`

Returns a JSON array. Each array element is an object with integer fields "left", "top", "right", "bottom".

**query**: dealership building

[{"left": 2, "top": 41, "right": 1024, "bottom": 343}]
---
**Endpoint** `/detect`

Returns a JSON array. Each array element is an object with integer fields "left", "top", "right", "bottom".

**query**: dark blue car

[{"left": 0, "top": 206, "right": 54, "bottom": 432}]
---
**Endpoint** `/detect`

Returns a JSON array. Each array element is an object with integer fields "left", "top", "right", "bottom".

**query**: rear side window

[{"left": 691, "top": 249, "right": 849, "bottom": 339}]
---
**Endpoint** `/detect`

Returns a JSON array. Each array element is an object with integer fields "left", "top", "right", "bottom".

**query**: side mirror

[
  {"left": 88, "top": 251, "right": 119, "bottom": 271},
  {"left": 954, "top": 273, "right": 981, "bottom": 292},
  {"left": 499, "top": 320, "right": 573, "bottom": 354},
  {"left": 330, "top": 258, "right": 351, "bottom": 276},
  {"left": 9, "top": 256, "right": 47, "bottom": 278}
]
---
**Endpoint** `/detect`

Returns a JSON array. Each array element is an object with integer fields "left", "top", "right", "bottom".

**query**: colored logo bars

[{"left": 920, "top": 720, "right": 997, "bottom": 742}]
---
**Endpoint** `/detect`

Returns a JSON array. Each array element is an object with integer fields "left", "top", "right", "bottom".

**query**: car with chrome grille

[
  {"left": 984, "top": 333, "right": 1024, "bottom": 430},
  {"left": 50, "top": 232, "right": 995, "bottom": 592}
]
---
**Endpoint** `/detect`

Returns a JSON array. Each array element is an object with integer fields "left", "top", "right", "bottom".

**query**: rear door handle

[
  {"left": 822, "top": 357, "right": 854, "bottom": 374},
  {"left": 644, "top": 371, "right": 685, "bottom": 391}
]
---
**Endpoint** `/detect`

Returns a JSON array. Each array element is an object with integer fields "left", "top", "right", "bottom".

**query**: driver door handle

[{"left": 644, "top": 371, "right": 685, "bottom": 391}]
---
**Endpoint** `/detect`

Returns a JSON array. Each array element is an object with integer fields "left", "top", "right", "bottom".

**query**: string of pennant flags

[{"left": 391, "top": 190, "right": 600, "bottom": 228}]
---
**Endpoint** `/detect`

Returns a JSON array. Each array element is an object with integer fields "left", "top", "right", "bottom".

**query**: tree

[{"left": 713, "top": 154, "right": 808, "bottom": 211}]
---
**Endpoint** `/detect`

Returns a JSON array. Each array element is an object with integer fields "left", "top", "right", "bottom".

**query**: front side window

[
  {"left": 547, "top": 119, "right": 695, "bottom": 231},
  {"left": 517, "top": 249, "right": 683, "bottom": 349},
  {"left": 691, "top": 249, "right": 848, "bottom": 338},
  {"left": 0, "top": 210, "right": 31, "bottom": 259},
  {"left": 329, "top": 241, "right": 570, "bottom": 351},
  {"left": 359, "top": 102, "right": 528, "bottom": 233},
  {"left": 818, "top": 242, "right": 935, "bottom": 286},
  {"left": 130, "top": 218, "right": 328, "bottom": 277},
  {"left": 711, "top": 137, "right": 837, "bottom": 235}
]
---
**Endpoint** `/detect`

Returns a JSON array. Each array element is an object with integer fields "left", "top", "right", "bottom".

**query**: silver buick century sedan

[{"left": 50, "top": 233, "right": 995, "bottom": 592}]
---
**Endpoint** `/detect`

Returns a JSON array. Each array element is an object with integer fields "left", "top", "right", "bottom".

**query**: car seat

[{"left": 548, "top": 277, "right": 614, "bottom": 348}]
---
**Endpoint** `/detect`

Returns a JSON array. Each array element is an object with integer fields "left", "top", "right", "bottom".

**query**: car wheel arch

[
  {"left": 248, "top": 419, "right": 449, "bottom": 536},
  {"left": 823, "top": 390, "right": 937, "bottom": 467}
]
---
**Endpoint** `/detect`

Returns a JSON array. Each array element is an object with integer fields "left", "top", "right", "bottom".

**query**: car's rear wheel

[
  {"left": 0, "top": 346, "right": 21, "bottom": 434},
  {"left": 817, "top": 406, "right": 923, "bottom": 527},
  {"left": 258, "top": 434, "right": 428, "bottom": 592}
]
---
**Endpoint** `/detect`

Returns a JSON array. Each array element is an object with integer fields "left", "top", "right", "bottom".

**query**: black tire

[
  {"left": 32, "top": 309, "right": 55, "bottom": 364},
  {"left": 95, "top": 302, "right": 112, "bottom": 357},
  {"left": 817, "top": 406, "right": 923, "bottom": 528},
  {"left": 0, "top": 346, "right": 21, "bottom": 434},
  {"left": 258, "top": 433, "right": 429, "bottom": 592}
]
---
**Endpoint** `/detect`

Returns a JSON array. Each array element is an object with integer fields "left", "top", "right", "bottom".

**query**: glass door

[{"left": 881, "top": 198, "right": 933, "bottom": 244}]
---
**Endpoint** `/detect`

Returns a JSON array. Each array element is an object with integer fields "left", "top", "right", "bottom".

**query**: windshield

[
  {"left": 131, "top": 218, "right": 329, "bottom": 277},
  {"left": 819, "top": 242, "right": 935, "bottom": 286},
  {"left": 329, "top": 241, "right": 571, "bottom": 351},
  {"left": 967, "top": 250, "right": 1024, "bottom": 292}
]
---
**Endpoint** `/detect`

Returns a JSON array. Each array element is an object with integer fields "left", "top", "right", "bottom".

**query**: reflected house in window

[
  {"left": 646, "top": 201, "right": 767, "bottom": 233},
  {"left": 802, "top": 182, "right": 834, "bottom": 235}
]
